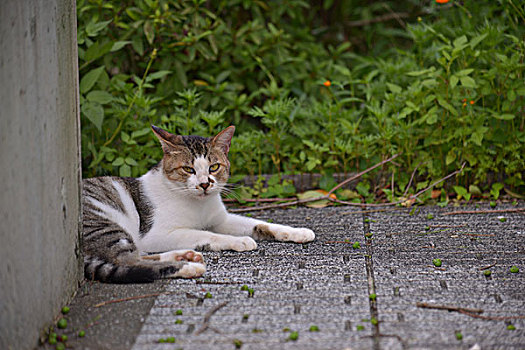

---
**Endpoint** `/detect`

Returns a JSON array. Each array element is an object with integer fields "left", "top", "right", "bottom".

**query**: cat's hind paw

[
  {"left": 143, "top": 250, "right": 204, "bottom": 263},
  {"left": 172, "top": 262, "right": 206, "bottom": 278}
]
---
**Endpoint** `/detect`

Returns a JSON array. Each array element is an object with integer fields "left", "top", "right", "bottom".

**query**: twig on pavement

[
  {"left": 442, "top": 208, "right": 525, "bottom": 216},
  {"left": 94, "top": 292, "right": 170, "bottom": 308},
  {"left": 416, "top": 302, "right": 483, "bottom": 314},
  {"left": 194, "top": 301, "right": 229, "bottom": 335}
]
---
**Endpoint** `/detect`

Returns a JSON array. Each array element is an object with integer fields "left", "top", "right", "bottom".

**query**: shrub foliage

[{"left": 78, "top": 0, "right": 524, "bottom": 198}]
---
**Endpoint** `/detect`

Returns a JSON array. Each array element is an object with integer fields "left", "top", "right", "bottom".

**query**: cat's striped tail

[{"left": 84, "top": 256, "right": 202, "bottom": 283}]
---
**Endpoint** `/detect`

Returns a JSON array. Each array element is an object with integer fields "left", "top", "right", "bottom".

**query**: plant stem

[{"left": 102, "top": 49, "right": 158, "bottom": 148}]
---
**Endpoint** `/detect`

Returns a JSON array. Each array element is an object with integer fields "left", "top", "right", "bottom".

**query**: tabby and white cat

[{"left": 83, "top": 125, "right": 315, "bottom": 283}]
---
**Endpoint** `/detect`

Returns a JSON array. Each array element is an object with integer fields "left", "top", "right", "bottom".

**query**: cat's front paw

[
  {"left": 289, "top": 227, "right": 315, "bottom": 243},
  {"left": 254, "top": 224, "right": 315, "bottom": 243},
  {"left": 230, "top": 236, "right": 258, "bottom": 252}
]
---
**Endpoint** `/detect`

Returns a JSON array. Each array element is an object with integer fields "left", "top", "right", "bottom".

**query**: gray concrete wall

[{"left": 0, "top": 0, "right": 81, "bottom": 349}]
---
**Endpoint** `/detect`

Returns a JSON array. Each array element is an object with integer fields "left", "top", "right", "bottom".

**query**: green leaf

[
  {"left": 111, "top": 41, "right": 131, "bottom": 52},
  {"left": 131, "top": 127, "right": 152, "bottom": 138},
  {"left": 147, "top": 70, "right": 172, "bottom": 81},
  {"left": 455, "top": 69, "right": 474, "bottom": 77},
  {"left": 446, "top": 150, "right": 456, "bottom": 165},
  {"left": 453, "top": 185, "right": 468, "bottom": 198},
  {"left": 119, "top": 164, "right": 131, "bottom": 177},
  {"left": 86, "top": 90, "right": 113, "bottom": 104},
  {"left": 450, "top": 75, "right": 459, "bottom": 88},
  {"left": 85, "top": 20, "right": 112, "bottom": 37},
  {"left": 82, "top": 101, "right": 104, "bottom": 131},
  {"left": 453, "top": 35, "right": 468, "bottom": 48},
  {"left": 406, "top": 68, "right": 435, "bottom": 77},
  {"left": 297, "top": 190, "right": 330, "bottom": 208},
  {"left": 84, "top": 41, "right": 113, "bottom": 62},
  {"left": 125, "top": 157, "right": 138, "bottom": 166},
  {"left": 459, "top": 76, "right": 477, "bottom": 88},
  {"left": 80, "top": 66, "right": 105, "bottom": 94},
  {"left": 492, "top": 113, "right": 515, "bottom": 120},
  {"left": 112, "top": 157, "right": 125, "bottom": 166},
  {"left": 174, "top": 61, "right": 187, "bottom": 87},
  {"left": 131, "top": 36, "right": 144, "bottom": 56},
  {"left": 437, "top": 97, "right": 458, "bottom": 116},
  {"left": 470, "top": 33, "right": 488, "bottom": 49},
  {"left": 386, "top": 83, "right": 402, "bottom": 94},
  {"left": 143, "top": 20, "right": 155, "bottom": 45}
]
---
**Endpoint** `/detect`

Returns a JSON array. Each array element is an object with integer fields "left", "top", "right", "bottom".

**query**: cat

[{"left": 82, "top": 125, "right": 315, "bottom": 283}]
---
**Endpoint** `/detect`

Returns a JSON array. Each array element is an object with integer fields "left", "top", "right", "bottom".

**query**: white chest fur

[{"left": 136, "top": 169, "right": 228, "bottom": 251}]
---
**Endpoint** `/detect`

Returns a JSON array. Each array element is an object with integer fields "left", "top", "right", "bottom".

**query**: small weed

[
  {"left": 432, "top": 259, "right": 442, "bottom": 267},
  {"left": 426, "top": 213, "right": 434, "bottom": 220},
  {"left": 369, "top": 293, "right": 377, "bottom": 301},
  {"left": 370, "top": 318, "right": 378, "bottom": 325},
  {"left": 309, "top": 325, "right": 319, "bottom": 332},
  {"left": 175, "top": 309, "right": 183, "bottom": 315},
  {"left": 288, "top": 331, "right": 299, "bottom": 341},
  {"left": 57, "top": 318, "right": 67, "bottom": 329},
  {"left": 510, "top": 266, "right": 519, "bottom": 273},
  {"left": 455, "top": 331, "right": 463, "bottom": 340},
  {"left": 498, "top": 217, "right": 507, "bottom": 222},
  {"left": 204, "top": 292, "right": 212, "bottom": 299},
  {"left": 78, "top": 330, "right": 86, "bottom": 337},
  {"left": 356, "top": 325, "right": 365, "bottom": 331},
  {"left": 507, "top": 325, "right": 516, "bottom": 330},
  {"left": 174, "top": 319, "right": 183, "bottom": 324},
  {"left": 240, "top": 285, "right": 249, "bottom": 291},
  {"left": 484, "top": 270, "right": 492, "bottom": 277},
  {"left": 233, "top": 339, "right": 243, "bottom": 348},
  {"left": 352, "top": 241, "right": 361, "bottom": 249},
  {"left": 61, "top": 306, "right": 70, "bottom": 314}
]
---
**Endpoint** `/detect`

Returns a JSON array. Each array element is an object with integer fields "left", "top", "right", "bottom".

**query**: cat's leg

[
  {"left": 141, "top": 228, "right": 257, "bottom": 252},
  {"left": 212, "top": 213, "right": 315, "bottom": 243},
  {"left": 142, "top": 250, "right": 204, "bottom": 263}
]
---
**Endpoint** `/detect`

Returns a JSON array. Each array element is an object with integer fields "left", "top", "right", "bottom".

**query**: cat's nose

[{"left": 199, "top": 182, "right": 210, "bottom": 190}]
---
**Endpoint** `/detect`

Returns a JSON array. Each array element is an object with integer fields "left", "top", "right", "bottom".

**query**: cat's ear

[
  {"left": 211, "top": 125, "right": 235, "bottom": 155},
  {"left": 151, "top": 125, "right": 183, "bottom": 154}
]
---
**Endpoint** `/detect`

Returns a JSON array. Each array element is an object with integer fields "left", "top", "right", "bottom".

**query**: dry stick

[
  {"left": 416, "top": 302, "right": 483, "bottom": 314},
  {"left": 402, "top": 162, "right": 423, "bottom": 199},
  {"left": 94, "top": 292, "right": 169, "bottom": 308},
  {"left": 479, "top": 262, "right": 497, "bottom": 271},
  {"left": 458, "top": 310, "right": 525, "bottom": 321},
  {"left": 229, "top": 153, "right": 400, "bottom": 213},
  {"left": 341, "top": 207, "right": 404, "bottom": 215},
  {"left": 442, "top": 208, "right": 525, "bottom": 216},
  {"left": 330, "top": 162, "right": 466, "bottom": 208},
  {"left": 194, "top": 301, "right": 229, "bottom": 335}
]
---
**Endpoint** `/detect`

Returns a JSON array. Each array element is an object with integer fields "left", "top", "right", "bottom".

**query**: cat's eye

[
  {"left": 182, "top": 166, "right": 195, "bottom": 174},
  {"left": 209, "top": 164, "right": 220, "bottom": 173}
]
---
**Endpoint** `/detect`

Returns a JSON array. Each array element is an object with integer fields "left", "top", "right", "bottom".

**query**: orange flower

[
  {"left": 323, "top": 80, "right": 331, "bottom": 87},
  {"left": 462, "top": 98, "right": 467, "bottom": 103},
  {"left": 470, "top": 100, "right": 474, "bottom": 105},
  {"left": 436, "top": 0, "right": 449, "bottom": 3}
]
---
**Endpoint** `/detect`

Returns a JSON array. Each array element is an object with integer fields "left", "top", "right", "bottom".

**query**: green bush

[{"left": 78, "top": 0, "right": 524, "bottom": 198}]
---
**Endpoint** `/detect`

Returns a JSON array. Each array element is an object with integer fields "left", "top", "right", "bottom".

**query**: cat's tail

[{"left": 84, "top": 256, "right": 203, "bottom": 283}]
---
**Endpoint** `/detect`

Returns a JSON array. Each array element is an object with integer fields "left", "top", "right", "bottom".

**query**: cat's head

[{"left": 151, "top": 125, "right": 234, "bottom": 198}]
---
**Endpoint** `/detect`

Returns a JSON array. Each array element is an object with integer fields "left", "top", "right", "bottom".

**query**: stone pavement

[{"left": 43, "top": 203, "right": 525, "bottom": 350}]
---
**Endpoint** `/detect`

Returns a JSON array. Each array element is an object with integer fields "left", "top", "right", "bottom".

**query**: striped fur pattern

[{"left": 82, "top": 125, "right": 315, "bottom": 283}]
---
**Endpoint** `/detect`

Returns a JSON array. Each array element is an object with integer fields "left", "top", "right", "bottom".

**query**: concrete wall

[{"left": 0, "top": 0, "right": 81, "bottom": 349}]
